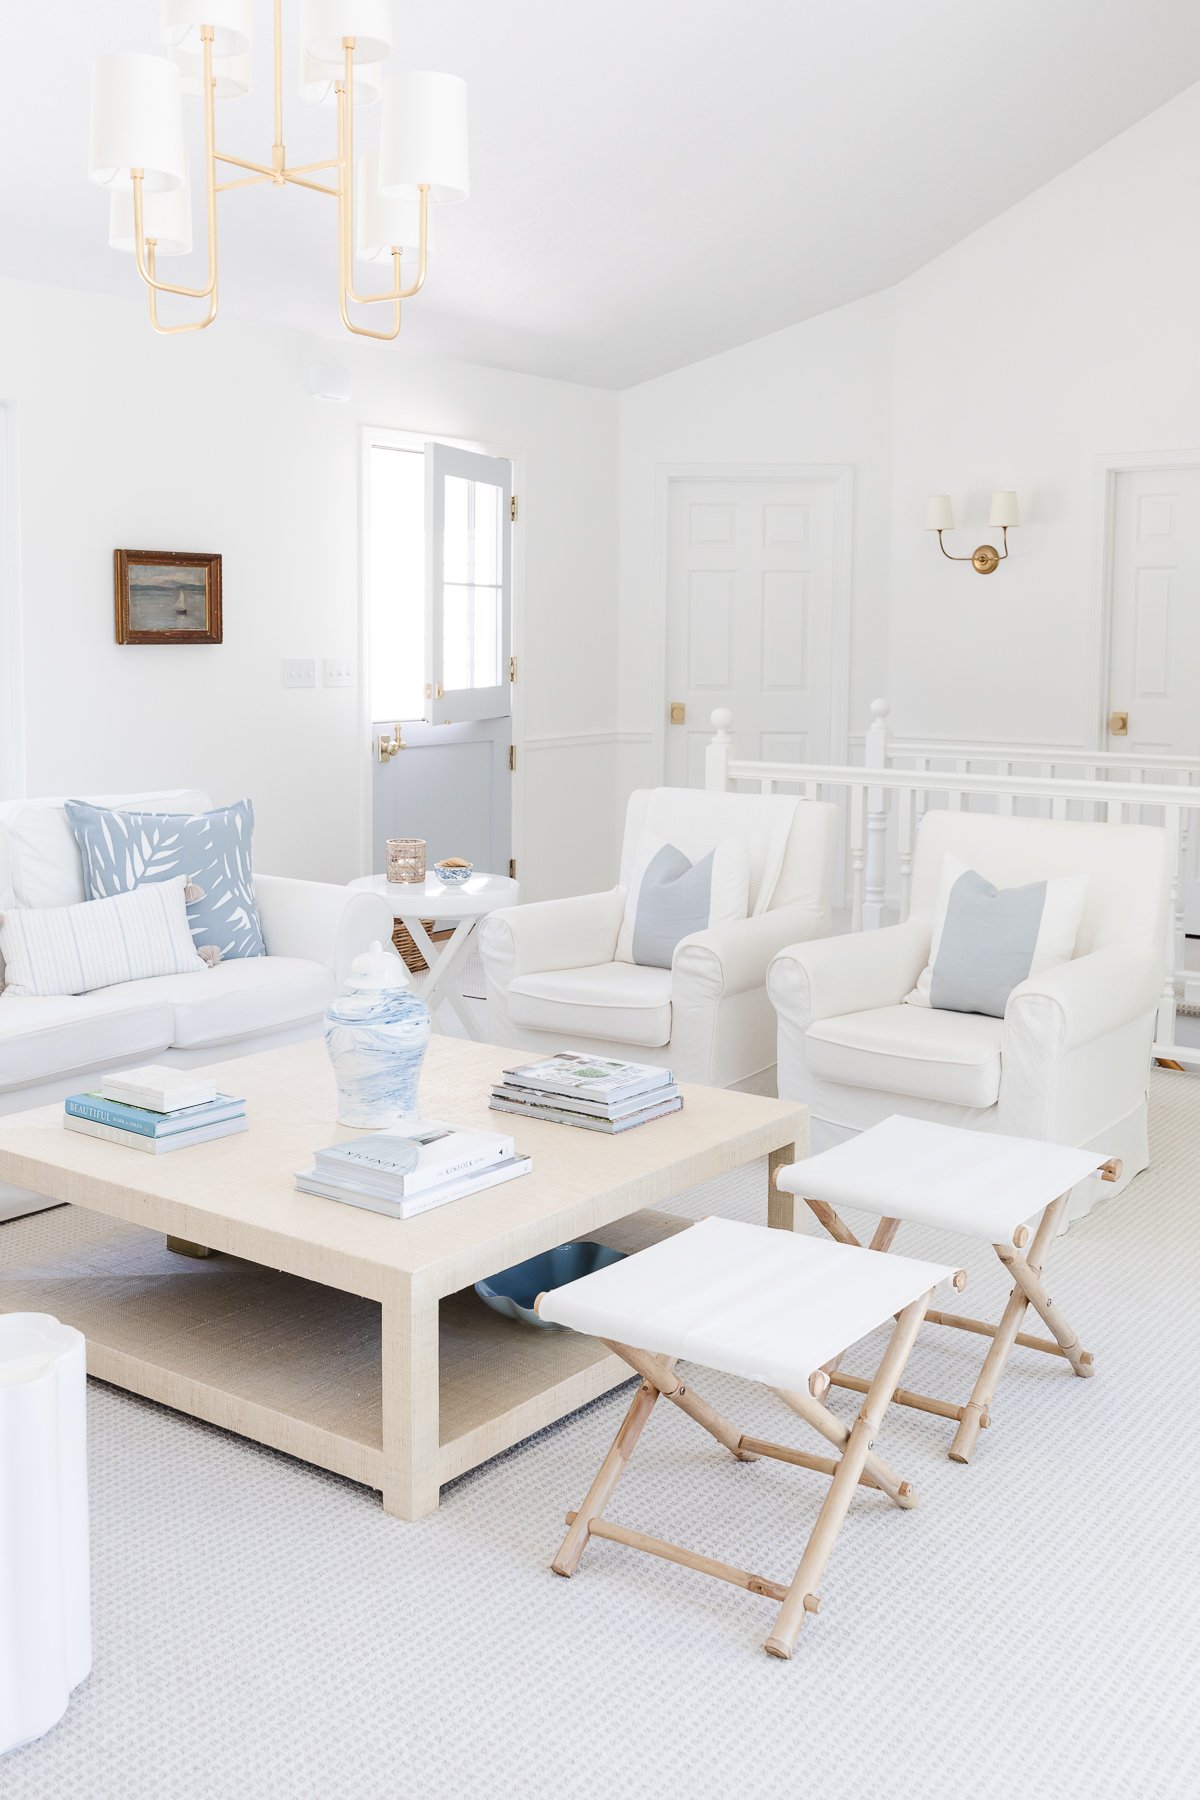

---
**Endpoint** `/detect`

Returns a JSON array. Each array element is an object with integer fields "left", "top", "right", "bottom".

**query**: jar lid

[{"left": 343, "top": 941, "right": 411, "bottom": 994}]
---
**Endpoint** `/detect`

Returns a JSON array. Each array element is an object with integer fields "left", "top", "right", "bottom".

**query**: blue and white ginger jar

[{"left": 324, "top": 941, "right": 431, "bottom": 1130}]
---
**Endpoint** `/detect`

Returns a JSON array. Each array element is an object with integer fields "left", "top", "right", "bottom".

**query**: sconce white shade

[
  {"left": 170, "top": 44, "right": 251, "bottom": 98},
  {"left": 924, "top": 494, "right": 955, "bottom": 532},
  {"left": 299, "top": 49, "right": 383, "bottom": 107},
  {"left": 302, "top": 0, "right": 394, "bottom": 65},
  {"left": 89, "top": 54, "right": 186, "bottom": 193},
  {"left": 989, "top": 490, "right": 1020, "bottom": 528},
  {"left": 379, "top": 70, "right": 469, "bottom": 202},
  {"left": 160, "top": 0, "right": 252, "bottom": 58},
  {"left": 109, "top": 166, "right": 193, "bottom": 256},
  {"left": 356, "top": 151, "right": 432, "bottom": 260}
]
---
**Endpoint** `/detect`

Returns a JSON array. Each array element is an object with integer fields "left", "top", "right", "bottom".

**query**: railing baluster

[
  {"left": 898, "top": 788, "right": 916, "bottom": 921},
  {"left": 849, "top": 781, "right": 866, "bottom": 933}
]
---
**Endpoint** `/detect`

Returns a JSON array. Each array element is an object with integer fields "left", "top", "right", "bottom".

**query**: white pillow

[
  {"left": 906, "top": 854, "right": 1088, "bottom": 1018},
  {"left": 0, "top": 879, "right": 206, "bottom": 998},
  {"left": 615, "top": 830, "right": 749, "bottom": 968}
]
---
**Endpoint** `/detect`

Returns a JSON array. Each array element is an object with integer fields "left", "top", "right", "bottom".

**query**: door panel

[
  {"left": 1108, "top": 466, "right": 1200, "bottom": 930},
  {"left": 426, "top": 442, "right": 512, "bottom": 726},
  {"left": 665, "top": 477, "right": 838, "bottom": 786},
  {"left": 371, "top": 719, "right": 511, "bottom": 876}
]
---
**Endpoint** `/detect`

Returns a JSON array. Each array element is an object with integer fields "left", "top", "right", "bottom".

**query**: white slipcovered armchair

[
  {"left": 767, "top": 810, "right": 1170, "bottom": 1218},
  {"left": 479, "top": 787, "right": 838, "bottom": 1090}
]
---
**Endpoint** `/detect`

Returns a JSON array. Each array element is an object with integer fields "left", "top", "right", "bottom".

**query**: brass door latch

[
  {"left": 378, "top": 724, "right": 406, "bottom": 762},
  {"left": 1108, "top": 710, "right": 1129, "bottom": 737}
]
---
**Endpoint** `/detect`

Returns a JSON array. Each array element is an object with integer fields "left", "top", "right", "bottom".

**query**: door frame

[
  {"left": 650, "top": 462, "right": 854, "bottom": 783},
  {"left": 0, "top": 403, "right": 25, "bottom": 800},
  {"left": 357, "top": 423, "right": 525, "bottom": 880},
  {"left": 1093, "top": 448, "right": 1200, "bottom": 750}
]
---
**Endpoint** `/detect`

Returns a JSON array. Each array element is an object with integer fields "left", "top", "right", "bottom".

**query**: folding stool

[
  {"left": 536, "top": 1214, "right": 961, "bottom": 1659},
  {"left": 775, "top": 1114, "right": 1119, "bottom": 1463}
]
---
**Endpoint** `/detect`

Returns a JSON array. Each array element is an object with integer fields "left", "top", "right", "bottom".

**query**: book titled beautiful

[{"left": 65, "top": 1092, "right": 246, "bottom": 1138}]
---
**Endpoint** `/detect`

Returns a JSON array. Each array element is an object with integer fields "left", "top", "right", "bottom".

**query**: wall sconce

[{"left": 925, "top": 491, "right": 1019, "bottom": 574}]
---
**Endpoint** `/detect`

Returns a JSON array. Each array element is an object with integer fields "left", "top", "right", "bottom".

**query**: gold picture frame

[{"left": 114, "top": 549, "right": 223, "bottom": 645}]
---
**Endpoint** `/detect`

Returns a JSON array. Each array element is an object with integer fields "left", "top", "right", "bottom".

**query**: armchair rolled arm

[
  {"left": 254, "top": 875, "right": 395, "bottom": 983},
  {"left": 477, "top": 888, "right": 625, "bottom": 985},
  {"left": 767, "top": 917, "right": 931, "bottom": 1025},
  {"left": 673, "top": 902, "right": 832, "bottom": 1003},
  {"left": 1005, "top": 945, "right": 1163, "bottom": 1054}
]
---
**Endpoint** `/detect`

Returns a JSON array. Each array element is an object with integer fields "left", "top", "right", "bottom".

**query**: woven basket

[{"left": 392, "top": 918, "right": 453, "bottom": 976}]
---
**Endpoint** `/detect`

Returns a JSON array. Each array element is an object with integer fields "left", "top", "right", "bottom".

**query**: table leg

[
  {"left": 400, "top": 917, "right": 484, "bottom": 1040},
  {"left": 768, "top": 1144, "right": 796, "bottom": 1232},
  {"left": 381, "top": 1275, "right": 441, "bottom": 1519}
]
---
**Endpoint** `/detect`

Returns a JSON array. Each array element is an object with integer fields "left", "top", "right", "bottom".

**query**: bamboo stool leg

[
  {"left": 602, "top": 1340, "right": 757, "bottom": 1461},
  {"left": 995, "top": 1244, "right": 1093, "bottom": 1377},
  {"left": 551, "top": 1371, "right": 662, "bottom": 1578},
  {"left": 764, "top": 1291, "right": 933, "bottom": 1660},
  {"left": 774, "top": 1383, "right": 915, "bottom": 1509}
]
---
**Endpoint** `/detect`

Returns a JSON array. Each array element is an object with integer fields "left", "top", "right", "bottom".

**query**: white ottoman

[
  {"left": 536, "top": 1215, "right": 960, "bottom": 1659},
  {"left": 0, "top": 1313, "right": 91, "bottom": 1755}
]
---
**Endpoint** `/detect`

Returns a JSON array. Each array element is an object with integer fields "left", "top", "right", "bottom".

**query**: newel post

[
  {"left": 863, "top": 697, "right": 892, "bottom": 929},
  {"left": 706, "top": 709, "right": 735, "bottom": 791}
]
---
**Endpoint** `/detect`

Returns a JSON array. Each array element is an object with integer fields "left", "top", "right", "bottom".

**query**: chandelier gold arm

[
  {"left": 131, "top": 25, "right": 218, "bottom": 308},
  {"left": 146, "top": 240, "right": 218, "bottom": 333},
  {"left": 339, "top": 40, "right": 429, "bottom": 307}
]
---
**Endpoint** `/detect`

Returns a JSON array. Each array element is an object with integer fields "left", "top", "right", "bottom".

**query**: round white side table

[
  {"left": 349, "top": 871, "right": 519, "bottom": 1041},
  {"left": 0, "top": 1313, "right": 91, "bottom": 1756}
]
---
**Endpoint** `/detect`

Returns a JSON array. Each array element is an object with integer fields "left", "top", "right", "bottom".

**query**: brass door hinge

[
  {"left": 508, "top": 743, "right": 516, "bottom": 771},
  {"left": 510, "top": 494, "right": 518, "bottom": 523},
  {"left": 509, "top": 655, "right": 517, "bottom": 683},
  {"left": 508, "top": 857, "right": 516, "bottom": 879}
]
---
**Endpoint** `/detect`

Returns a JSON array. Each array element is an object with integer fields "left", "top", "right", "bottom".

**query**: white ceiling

[{"left": 3, "top": 1, "right": 1200, "bottom": 388}]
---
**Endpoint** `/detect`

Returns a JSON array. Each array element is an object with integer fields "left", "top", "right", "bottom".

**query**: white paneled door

[
  {"left": 664, "top": 475, "right": 845, "bottom": 786},
  {"left": 1107, "top": 464, "right": 1200, "bottom": 930}
]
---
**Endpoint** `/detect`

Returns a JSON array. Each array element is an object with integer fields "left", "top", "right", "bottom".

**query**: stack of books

[
  {"left": 64, "top": 1065, "right": 247, "bottom": 1154},
  {"left": 489, "top": 1052, "right": 683, "bottom": 1133},
  {"left": 295, "top": 1121, "right": 531, "bottom": 1219}
]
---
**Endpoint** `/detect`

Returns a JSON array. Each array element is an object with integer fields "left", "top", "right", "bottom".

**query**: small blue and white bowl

[{"left": 433, "top": 859, "right": 473, "bottom": 886}]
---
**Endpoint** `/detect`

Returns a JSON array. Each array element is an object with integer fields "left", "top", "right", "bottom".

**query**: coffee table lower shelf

[{"left": 0, "top": 1202, "right": 690, "bottom": 1502}]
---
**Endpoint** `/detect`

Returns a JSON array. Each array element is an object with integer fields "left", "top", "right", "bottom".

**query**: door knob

[
  {"left": 669, "top": 701, "right": 686, "bottom": 725},
  {"left": 378, "top": 724, "right": 406, "bottom": 762},
  {"left": 1108, "top": 710, "right": 1129, "bottom": 737}
]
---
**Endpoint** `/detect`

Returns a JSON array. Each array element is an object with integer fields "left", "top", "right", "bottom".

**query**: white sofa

[
  {"left": 479, "top": 787, "right": 838, "bottom": 1090},
  {"left": 767, "top": 810, "right": 1170, "bottom": 1220},
  {"left": 0, "top": 789, "right": 394, "bottom": 1219}
]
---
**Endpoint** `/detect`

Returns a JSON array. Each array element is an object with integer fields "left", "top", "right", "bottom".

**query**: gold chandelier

[{"left": 88, "top": 2, "right": 469, "bottom": 340}]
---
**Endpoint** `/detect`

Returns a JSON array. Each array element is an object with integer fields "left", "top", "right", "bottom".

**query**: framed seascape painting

[{"left": 114, "top": 549, "right": 223, "bottom": 645}]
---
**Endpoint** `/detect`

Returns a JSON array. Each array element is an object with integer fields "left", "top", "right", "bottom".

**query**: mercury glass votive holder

[{"left": 386, "top": 837, "right": 427, "bottom": 884}]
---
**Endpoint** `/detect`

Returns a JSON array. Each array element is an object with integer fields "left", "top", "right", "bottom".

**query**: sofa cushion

[
  {"left": 0, "top": 880, "right": 205, "bottom": 997},
  {"left": 0, "top": 791, "right": 211, "bottom": 912},
  {"left": 806, "top": 1005, "right": 1003, "bottom": 1109},
  {"left": 113, "top": 955, "right": 336, "bottom": 1049},
  {"left": 0, "top": 991, "right": 174, "bottom": 1094},
  {"left": 506, "top": 962, "right": 673, "bottom": 1048}
]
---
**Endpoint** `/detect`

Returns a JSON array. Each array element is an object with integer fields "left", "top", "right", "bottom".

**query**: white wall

[
  {"left": 617, "top": 80, "right": 1200, "bottom": 767},
  {"left": 0, "top": 276, "right": 619, "bottom": 898}
]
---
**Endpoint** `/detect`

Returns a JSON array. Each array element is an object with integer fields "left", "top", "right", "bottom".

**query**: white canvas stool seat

[
  {"left": 537, "top": 1216, "right": 960, "bottom": 1659},
  {"left": 776, "top": 1115, "right": 1119, "bottom": 1463}
]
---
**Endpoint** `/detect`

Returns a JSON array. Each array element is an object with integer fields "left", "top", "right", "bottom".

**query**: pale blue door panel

[{"left": 371, "top": 717, "right": 512, "bottom": 877}]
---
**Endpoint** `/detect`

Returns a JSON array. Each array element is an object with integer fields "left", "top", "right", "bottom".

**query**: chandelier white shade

[
  {"left": 91, "top": 2, "right": 468, "bottom": 340},
  {"left": 171, "top": 44, "right": 252, "bottom": 98},
  {"left": 356, "top": 151, "right": 430, "bottom": 260},
  {"left": 300, "top": 49, "right": 382, "bottom": 107},
  {"left": 88, "top": 54, "right": 186, "bottom": 192},
  {"left": 110, "top": 172, "right": 194, "bottom": 257},
  {"left": 924, "top": 494, "right": 955, "bottom": 532},
  {"left": 302, "top": 0, "right": 394, "bottom": 64},
  {"left": 379, "top": 71, "right": 469, "bottom": 201},
  {"left": 160, "top": 0, "right": 252, "bottom": 58},
  {"left": 989, "top": 490, "right": 1021, "bottom": 528}
]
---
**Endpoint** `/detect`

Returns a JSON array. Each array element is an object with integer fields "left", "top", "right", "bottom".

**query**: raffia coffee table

[{"left": 0, "top": 1038, "right": 804, "bottom": 1518}]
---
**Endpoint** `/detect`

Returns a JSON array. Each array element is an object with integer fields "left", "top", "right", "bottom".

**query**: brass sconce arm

[
  {"left": 935, "top": 524, "right": 1010, "bottom": 576},
  {"left": 337, "top": 41, "right": 430, "bottom": 315}
]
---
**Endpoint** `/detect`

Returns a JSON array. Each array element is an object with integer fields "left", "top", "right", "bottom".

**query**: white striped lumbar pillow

[{"left": 0, "top": 878, "right": 206, "bottom": 997}]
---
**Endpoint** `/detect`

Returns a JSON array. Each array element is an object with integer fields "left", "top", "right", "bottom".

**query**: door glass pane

[
  {"left": 472, "top": 480, "right": 502, "bottom": 585},
  {"left": 443, "top": 474, "right": 471, "bottom": 584},
  {"left": 441, "top": 474, "right": 504, "bottom": 690},
  {"left": 368, "top": 445, "right": 424, "bottom": 721},
  {"left": 442, "top": 585, "right": 502, "bottom": 690}
]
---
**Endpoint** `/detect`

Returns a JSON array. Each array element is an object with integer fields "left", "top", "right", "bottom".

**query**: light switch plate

[
  {"left": 282, "top": 659, "right": 316, "bottom": 689},
  {"left": 322, "top": 659, "right": 354, "bottom": 688}
]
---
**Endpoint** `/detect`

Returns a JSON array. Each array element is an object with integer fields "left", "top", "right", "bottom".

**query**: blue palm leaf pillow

[{"left": 65, "top": 798, "right": 266, "bottom": 961}]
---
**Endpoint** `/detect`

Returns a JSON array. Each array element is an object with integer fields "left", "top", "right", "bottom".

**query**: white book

[
  {"left": 295, "top": 1153, "right": 532, "bottom": 1219},
  {"left": 501, "top": 1053, "right": 673, "bottom": 1103},
  {"left": 490, "top": 1094, "right": 683, "bottom": 1134},
  {"left": 64, "top": 1114, "right": 247, "bottom": 1155},
  {"left": 314, "top": 1122, "right": 515, "bottom": 1198},
  {"left": 99, "top": 1063, "right": 218, "bottom": 1115}
]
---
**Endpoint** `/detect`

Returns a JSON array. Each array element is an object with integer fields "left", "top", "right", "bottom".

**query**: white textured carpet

[{"left": 4, "top": 1073, "right": 1199, "bottom": 1800}]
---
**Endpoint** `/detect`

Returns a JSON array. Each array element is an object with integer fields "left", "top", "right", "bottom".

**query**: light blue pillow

[{"left": 65, "top": 797, "right": 265, "bottom": 961}]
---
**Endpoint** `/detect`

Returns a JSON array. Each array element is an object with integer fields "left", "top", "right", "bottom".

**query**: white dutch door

[
  {"left": 1107, "top": 465, "right": 1200, "bottom": 933},
  {"left": 664, "top": 477, "right": 842, "bottom": 787}
]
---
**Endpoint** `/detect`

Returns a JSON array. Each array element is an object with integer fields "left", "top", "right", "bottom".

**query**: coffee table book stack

[
  {"left": 63, "top": 1064, "right": 246, "bottom": 1155},
  {"left": 489, "top": 1053, "right": 683, "bottom": 1133},
  {"left": 295, "top": 1122, "right": 532, "bottom": 1219}
]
